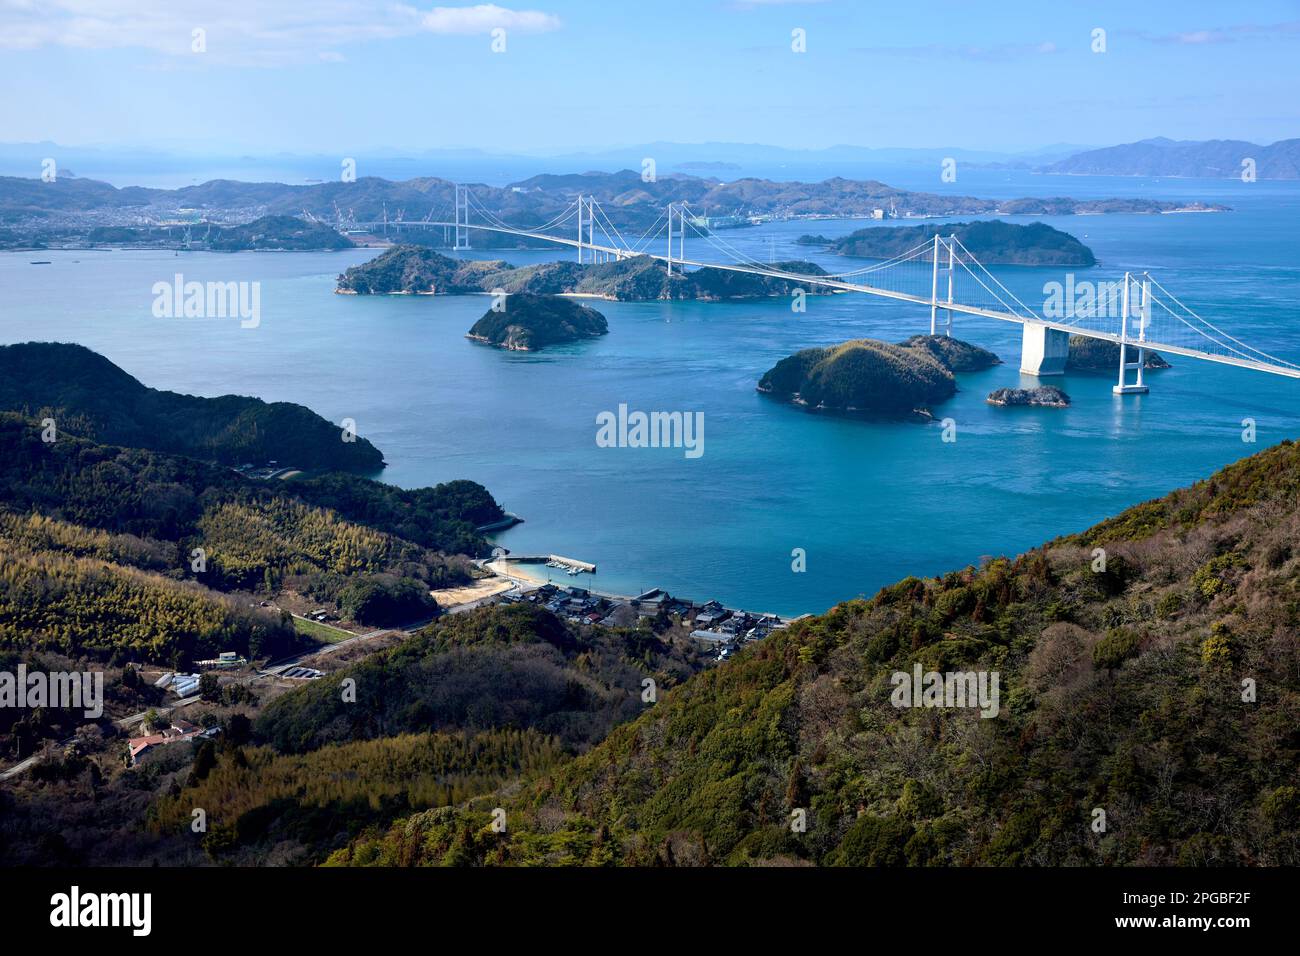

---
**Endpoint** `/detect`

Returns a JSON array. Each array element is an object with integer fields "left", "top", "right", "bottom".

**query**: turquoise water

[{"left": 2, "top": 172, "right": 1298, "bottom": 616}]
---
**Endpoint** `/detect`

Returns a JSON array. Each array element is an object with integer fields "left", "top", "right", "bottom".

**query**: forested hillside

[
  {"left": 0, "top": 342, "right": 384, "bottom": 471},
  {"left": 147, "top": 730, "right": 566, "bottom": 863},
  {"left": 328, "top": 440, "right": 1300, "bottom": 866},
  {"left": 255, "top": 602, "right": 705, "bottom": 755},
  {"left": 0, "top": 530, "right": 298, "bottom": 662},
  {"left": 0, "top": 411, "right": 496, "bottom": 561},
  {"left": 0, "top": 410, "right": 500, "bottom": 660}
]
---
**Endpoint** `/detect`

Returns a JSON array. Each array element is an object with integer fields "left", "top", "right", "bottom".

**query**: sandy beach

[
  {"left": 485, "top": 557, "right": 551, "bottom": 587},
  {"left": 429, "top": 575, "right": 516, "bottom": 610}
]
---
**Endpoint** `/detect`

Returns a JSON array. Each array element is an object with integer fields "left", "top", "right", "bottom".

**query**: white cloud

[
  {"left": 421, "top": 4, "right": 560, "bottom": 34},
  {"left": 1131, "top": 20, "right": 1300, "bottom": 46},
  {"left": 0, "top": 1, "right": 560, "bottom": 62}
]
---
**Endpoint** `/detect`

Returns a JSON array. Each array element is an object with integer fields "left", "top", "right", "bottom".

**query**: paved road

[
  {"left": 260, "top": 625, "right": 397, "bottom": 675},
  {"left": 2, "top": 605, "right": 467, "bottom": 782},
  {"left": 0, "top": 754, "right": 39, "bottom": 782},
  {"left": 1, "top": 695, "right": 201, "bottom": 783}
]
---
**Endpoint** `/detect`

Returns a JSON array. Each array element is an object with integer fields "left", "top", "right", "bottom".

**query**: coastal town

[{"left": 480, "top": 555, "right": 793, "bottom": 662}]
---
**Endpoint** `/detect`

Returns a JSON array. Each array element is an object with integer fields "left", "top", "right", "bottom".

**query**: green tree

[
  {"left": 198, "top": 673, "right": 221, "bottom": 702},
  {"left": 187, "top": 740, "right": 217, "bottom": 788}
]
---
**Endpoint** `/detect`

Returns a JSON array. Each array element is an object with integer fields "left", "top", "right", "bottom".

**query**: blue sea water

[{"left": 2, "top": 171, "right": 1297, "bottom": 616}]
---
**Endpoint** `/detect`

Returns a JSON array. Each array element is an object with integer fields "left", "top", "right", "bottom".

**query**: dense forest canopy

[{"left": 0, "top": 342, "right": 384, "bottom": 471}]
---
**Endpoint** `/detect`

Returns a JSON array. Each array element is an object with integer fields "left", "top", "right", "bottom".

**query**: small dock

[
  {"left": 507, "top": 553, "right": 597, "bottom": 573},
  {"left": 549, "top": 554, "right": 596, "bottom": 573}
]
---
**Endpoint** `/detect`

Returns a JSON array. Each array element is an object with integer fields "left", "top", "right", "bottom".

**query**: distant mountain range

[
  {"left": 1042, "top": 137, "right": 1300, "bottom": 180},
  {"left": 1, "top": 138, "right": 1295, "bottom": 187},
  {"left": 0, "top": 140, "right": 1097, "bottom": 187},
  {"left": 0, "top": 168, "right": 1227, "bottom": 249}
]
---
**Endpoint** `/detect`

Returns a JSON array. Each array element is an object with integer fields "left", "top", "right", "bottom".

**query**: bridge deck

[{"left": 360, "top": 220, "right": 1300, "bottom": 380}]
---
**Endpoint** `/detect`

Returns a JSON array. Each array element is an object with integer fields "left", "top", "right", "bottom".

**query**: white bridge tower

[
  {"left": 929, "top": 233, "right": 957, "bottom": 336},
  {"left": 454, "top": 184, "right": 471, "bottom": 251},
  {"left": 666, "top": 202, "right": 687, "bottom": 276},
  {"left": 1113, "top": 272, "right": 1151, "bottom": 395}
]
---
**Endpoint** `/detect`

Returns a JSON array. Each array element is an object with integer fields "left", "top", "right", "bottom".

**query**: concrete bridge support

[{"left": 1019, "top": 324, "right": 1070, "bottom": 376}]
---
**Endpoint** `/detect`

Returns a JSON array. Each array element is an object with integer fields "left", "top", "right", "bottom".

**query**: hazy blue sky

[{"left": 1, "top": 0, "right": 1297, "bottom": 154}]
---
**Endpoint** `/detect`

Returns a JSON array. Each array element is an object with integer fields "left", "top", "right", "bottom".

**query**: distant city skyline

[{"left": 0, "top": 0, "right": 1297, "bottom": 155}]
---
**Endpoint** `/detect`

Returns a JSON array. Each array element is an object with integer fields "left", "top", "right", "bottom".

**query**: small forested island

[
  {"left": 1067, "top": 335, "right": 1171, "bottom": 371},
  {"left": 207, "top": 215, "right": 354, "bottom": 251},
  {"left": 338, "top": 246, "right": 833, "bottom": 301},
  {"left": 799, "top": 220, "right": 1097, "bottom": 266},
  {"left": 898, "top": 334, "right": 1001, "bottom": 371},
  {"left": 466, "top": 293, "right": 609, "bottom": 351},
  {"left": 987, "top": 385, "right": 1071, "bottom": 407},
  {"left": 0, "top": 342, "right": 384, "bottom": 471},
  {"left": 336, "top": 245, "right": 471, "bottom": 294},
  {"left": 758, "top": 338, "right": 958, "bottom": 416}
]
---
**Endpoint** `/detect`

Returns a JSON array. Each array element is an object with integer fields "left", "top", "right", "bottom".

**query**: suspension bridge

[{"left": 348, "top": 186, "right": 1300, "bottom": 392}]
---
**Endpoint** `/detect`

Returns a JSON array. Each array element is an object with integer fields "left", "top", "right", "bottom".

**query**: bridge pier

[
  {"left": 1113, "top": 273, "right": 1150, "bottom": 395},
  {"left": 1019, "top": 324, "right": 1070, "bottom": 376}
]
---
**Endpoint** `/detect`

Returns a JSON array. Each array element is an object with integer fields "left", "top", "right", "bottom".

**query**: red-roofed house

[{"left": 127, "top": 719, "right": 203, "bottom": 766}]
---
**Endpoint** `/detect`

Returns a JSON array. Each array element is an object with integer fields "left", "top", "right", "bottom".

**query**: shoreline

[{"left": 483, "top": 556, "right": 799, "bottom": 622}]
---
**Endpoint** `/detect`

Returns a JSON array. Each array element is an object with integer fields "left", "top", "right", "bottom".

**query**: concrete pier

[
  {"left": 503, "top": 554, "right": 597, "bottom": 573},
  {"left": 1019, "top": 324, "right": 1070, "bottom": 376}
]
